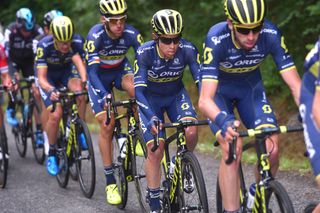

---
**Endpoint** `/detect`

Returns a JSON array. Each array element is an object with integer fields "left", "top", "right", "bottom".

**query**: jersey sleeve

[
  {"left": 35, "top": 41, "right": 48, "bottom": 69},
  {"left": 127, "top": 26, "right": 144, "bottom": 52},
  {"left": 86, "top": 27, "right": 108, "bottom": 97},
  {"left": 268, "top": 25, "right": 296, "bottom": 74},
  {"left": 72, "top": 34, "right": 86, "bottom": 59},
  {"left": 134, "top": 47, "right": 155, "bottom": 121},
  {"left": 184, "top": 42, "right": 200, "bottom": 84},
  {"left": 200, "top": 30, "right": 221, "bottom": 83}
]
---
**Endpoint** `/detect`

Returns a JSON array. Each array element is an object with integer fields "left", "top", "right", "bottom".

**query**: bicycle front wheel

[
  {"left": 262, "top": 180, "right": 295, "bottom": 213},
  {"left": 177, "top": 152, "right": 209, "bottom": 213},
  {"left": 132, "top": 131, "right": 149, "bottom": 213},
  {"left": 30, "top": 104, "right": 45, "bottom": 164},
  {"left": 0, "top": 125, "right": 8, "bottom": 188},
  {"left": 56, "top": 124, "right": 69, "bottom": 188},
  {"left": 75, "top": 119, "right": 96, "bottom": 198}
]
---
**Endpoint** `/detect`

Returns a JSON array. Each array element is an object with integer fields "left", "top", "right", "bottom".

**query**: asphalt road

[{"left": 0, "top": 125, "right": 319, "bottom": 213}]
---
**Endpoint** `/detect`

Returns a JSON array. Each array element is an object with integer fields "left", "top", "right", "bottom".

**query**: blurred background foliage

[{"left": 1, "top": 0, "right": 318, "bottom": 170}]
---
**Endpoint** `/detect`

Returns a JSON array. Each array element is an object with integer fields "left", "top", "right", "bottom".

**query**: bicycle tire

[
  {"left": 0, "top": 125, "right": 8, "bottom": 188},
  {"left": 113, "top": 134, "right": 128, "bottom": 209},
  {"left": 177, "top": 151, "right": 209, "bottom": 213},
  {"left": 132, "top": 131, "right": 149, "bottom": 213},
  {"left": 14, "top": 103, "right": 27, "bottom": 157},
  {"left": 30, "top": 103, "right": 45, "bottom": 164},
  {"left": 75, "top": 119, "right": 96, "bottom": 198},
  {"left": 56, "top": 124, "right": 69, "bottom": 188},
  {"left": 262, "top": 180, "right": 295, "bottom": 213}
]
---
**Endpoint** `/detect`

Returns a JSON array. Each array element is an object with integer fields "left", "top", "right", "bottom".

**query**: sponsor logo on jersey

[{"left": 211, "top": 33, "right": 230, "bottom": 45}]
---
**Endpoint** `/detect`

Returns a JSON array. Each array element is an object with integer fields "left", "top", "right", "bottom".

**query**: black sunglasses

[
  {"left": 158, "top": 35, "right": 181, "bottom": 45},
  {"left": 234, "top": 24, "right": 263, "bottom": 35}
]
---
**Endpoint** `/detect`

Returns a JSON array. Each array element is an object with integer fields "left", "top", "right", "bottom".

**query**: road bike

[
  {"left": 11, "top": 76, "right": 45, "bottom": 164},
  {"left": 216, "top": 125, "right": 303, "bottom": 213},
  {"left": 52, "top": 88, "right": 96, "bottom": 198},
  {"left": 105, "top": 95, "right": 144, "bottom": 209},
  {"left": 135, "top": 119, "right": 209, "bottom": 213}
]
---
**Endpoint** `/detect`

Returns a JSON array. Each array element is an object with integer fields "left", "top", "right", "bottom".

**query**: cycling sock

[
  {"left": 48, "top": 144, "right": 56, "bottom": 156},
  {"left": 104, "top": 165, "right": 116, "bottom": 185},
  {"left": 223, "top": 209, "right": 242, "bottom": 213},
  {"left": 148, "top": 187, "right": 161, "bottom": 211}
]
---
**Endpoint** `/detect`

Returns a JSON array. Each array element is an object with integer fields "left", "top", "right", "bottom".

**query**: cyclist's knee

[
  {"left": 146, "top": 142, "right": 164, "bottom": 163},
  {"left": 48, "top": 111, "right": 62, "bottom": 124}
]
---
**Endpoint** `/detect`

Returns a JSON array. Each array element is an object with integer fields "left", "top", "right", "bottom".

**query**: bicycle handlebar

[
  {"left": 105, "top": 97, "right": 136, "bottom": 126},
  {"left": 51, "top": 88, "right": 88, "bottom": 113}
]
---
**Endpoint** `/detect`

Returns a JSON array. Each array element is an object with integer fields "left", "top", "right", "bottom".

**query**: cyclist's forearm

[
  {"left": 281, "top": 68, "right": 301, "bottom": 106},
  {"left": 87, "top": 64, "right": 107, "bottom": 97},
  {"left": 72, "top": 54, "right": 87, "bottom": 82},
  {"left": 135, "top": 86, "right": 154, "bottom": 121},
  {"left": 313, "top": 90, "right": 320, "bottom": 128},
  {"left": 38, "top": 68, "right": 54, "bottom": 92}
]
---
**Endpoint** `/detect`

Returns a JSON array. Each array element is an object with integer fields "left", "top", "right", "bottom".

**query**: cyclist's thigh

[
  {"left": 137, "top": 93, "right": 166, "bottom": 145},
  {"left": 39, "top": 74, "right": 62, "bottom": 109},
  {"left": 300, "top": 74, "right": 320, "bottom": 178},
  {"left": 166, "top": 88, "right": 197, "bottom": 122},
  {"left": 8, "top": 59, "right": 18, "bottom": 75},
  {"left": 237, "top": 78, "right": 277, "bottom": 129},
  {"left": 114, "top": 58, "right": 133, "bottom": 92},
  {"left": 20, "top": 61, "right": 34, "bottom": 78}
]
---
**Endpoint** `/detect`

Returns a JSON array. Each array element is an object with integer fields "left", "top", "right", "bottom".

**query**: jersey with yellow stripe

[
  {"left": 86, "top": 23, "right": 142, "bottom": 68},
  {"left": 201, "top": 19, "right": 295, "bottom": 81},
  {"left": 304, "top": 39, "right": 320, "bottom": 84},
  {"left": 35, "top": 34, "right": 85, "bottom": 72}
]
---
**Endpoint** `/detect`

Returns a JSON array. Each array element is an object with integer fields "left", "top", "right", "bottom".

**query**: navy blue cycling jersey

[
  {"left": 35, "top": 34, "right": 85, "bottom": 76},
  {"left": 300, "top": 39, "right": 320, "bottom": 178},
  {"left": 86, "top": 23, "right": 143, "bottom": 97},
  {"left": 134, "top": 39, "right": 200, "bottom": 122},
  {"left": 201, "top": 19, "right": 295, "bottom": 82}
]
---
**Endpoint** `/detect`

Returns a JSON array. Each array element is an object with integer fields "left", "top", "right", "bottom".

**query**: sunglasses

[
  {"left": 105, "top": 15, "right": 127, "bottom": 25},
  {"left": 158, "top": 35, "right": 181, "bottom": 45},
  {"left": 234, "top": 23, "right": 263, "bottom": 35}
]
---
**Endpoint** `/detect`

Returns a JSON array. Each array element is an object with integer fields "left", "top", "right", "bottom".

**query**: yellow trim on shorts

[
  {"left": 279, "top": 66, "right": 296, "bottom": 74},
  {"left": 201, "top": 79, "right": 218, "bottom": 83},
  {"left": 95, "top": 111, "right": 106, "bottom": 118},
  {"left": 255, "top": 124, "right": 277, "bottom": 129}
]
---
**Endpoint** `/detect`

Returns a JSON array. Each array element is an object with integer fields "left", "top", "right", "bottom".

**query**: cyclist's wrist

[{"left": 214, "top": 111, "right": 235, "bottom": 137}]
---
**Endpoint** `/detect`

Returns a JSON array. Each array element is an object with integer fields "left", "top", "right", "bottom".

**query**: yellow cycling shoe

[
  {"left": 105, "top": 184, "right": 122, "bottom": 205},
  {"left": 135, "top": 142, "right": 144, "bottom": 157}
]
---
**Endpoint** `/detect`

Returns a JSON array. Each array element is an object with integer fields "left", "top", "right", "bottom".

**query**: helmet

[
  {"left": 43, "top": 9, "right": 63, "bottom": 27},
  {"left": 16, "top": 8, "right": 35, "bottom": 31},
  {"left": 99, "top": 0, "right": 127, "bottom": 17},
  {"left": 224, "top": 0, "right": 266, "bottom": 25},
  {"left": 51, "top": 16, "right": 74, "bottom": 42},
  {"left": 151, "top": 9, "right": 183, "bottom": 35}
]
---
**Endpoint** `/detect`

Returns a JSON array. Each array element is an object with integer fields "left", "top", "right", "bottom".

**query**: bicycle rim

[
  {"left": 261, "top": 180, "right": 295, "bottom": 213},
  {"left": 30, "top": 105, "right": 45, "bottom": 164},
  {"left": 132, "top": 132, "right": 149, "bottom": 212},
  {"left": 76, "top": 119, "right": 96, "bottom": 198},
  {"left": 56, "top": 125, "right": 69, "bottom": 188},
  {"left": 177, "top": 152, "right": 209, "bottom": 213},
  {"left": 0, "top": 130, "right": 8, "bottom": 188}
]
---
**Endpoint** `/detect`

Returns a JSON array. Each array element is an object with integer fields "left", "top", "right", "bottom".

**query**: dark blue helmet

[{"left": 16, "top": 8, "right": 35, "bottom": 31}]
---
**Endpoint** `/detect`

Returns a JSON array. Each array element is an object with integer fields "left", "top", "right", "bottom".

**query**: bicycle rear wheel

[
  {"left": 75, "top": 119, "right": 96, "bottom": 198},
  {"left": 113, "top": 134, "right": 128, "bottom": 209},
  {"left": 56, "top": 124, "right": 69, "bottom": 188},
  {"left": 132, "top": 131, "right": 149, "bottom": 212},
  {"left": 177, "top": 152, "right": 209, "bottom": 213},
  {"left": 262, "top": 180, "right": 295, "bottom": 213},
  {"left": 0, "top": 125, "right": 8, "bottom": 188}
]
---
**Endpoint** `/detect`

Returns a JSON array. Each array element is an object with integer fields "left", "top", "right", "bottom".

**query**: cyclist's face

[
  {"left": 106, "top": 15, "right": 126, "bottom": 38},
  {"left": 157, "top": 34, "right": 181, "bottom": 59},
  {"left": 230, "top": 21, "right": 262, "bottom": 50},
  {"left": 55, "top": 40, "right": 71, "bottom": 54}
]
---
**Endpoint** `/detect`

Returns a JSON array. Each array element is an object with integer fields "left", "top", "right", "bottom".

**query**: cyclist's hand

[
  {"left": 215, "top": 111, "right": 238, "bottom": 139},
  {"left": 147, "top": 116, "right": 162, "bottom": 135},
  {"left": 103, "top": 93, "right": 112, "bottom": 110},
  {"left": 223, "top": 120, "right": 240, "bottom": 142},
  {"left": 49, "top": 88, "right": 59, "bottom": 101}
]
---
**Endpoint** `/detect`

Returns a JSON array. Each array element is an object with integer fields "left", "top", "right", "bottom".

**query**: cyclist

[
  {"left": 86, "top": 0, "right": 143, "bottom": 205},
  {"left": 36, "top": 16, "right": 87, "bottom": 176},
  {"left": 300, "top": 38, "right": 320, "bottom": 213},
  {"left": 33, "top": 9, "right": 64, "bottom": 151},
  {"left": 198, "top": 0, "right": 301, "bottom": 212},
  {"left": 134, "top": 9, "right": 200, "bottom": 212},
  {"left": 3, "top": 8, "right": 44, "bottom": 145}
]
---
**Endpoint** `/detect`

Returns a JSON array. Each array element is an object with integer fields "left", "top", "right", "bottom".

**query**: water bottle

[
  {"left": 247, "top": 183, "right": 256, "bottom": 210},
  {"left": 117, "top": 134, "right": 127, "bottom": 159},
  {"left": 169, "top": 156, "right": 176, "bottom": 178},
  {"left": 65, "top": 119, "right": 71, "bottom": 138}
]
